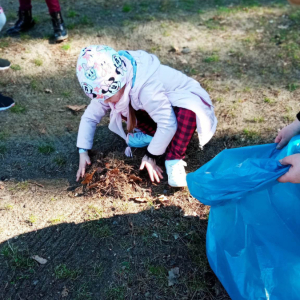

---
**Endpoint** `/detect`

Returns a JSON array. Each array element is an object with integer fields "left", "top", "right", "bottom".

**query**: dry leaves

[
  {"left": 66, "top": 105, "right": 87, "bottom": 112},
  {"left": 81, "top": 170, "right": 96, "bottom": 185},
  {"left": 129, "top": 174, "right": 143, "bottom": 183},
  {"left": 168, "top": 267, "right": 180, "bottom": 286},
  {"left": 32, "top": 255, "right": 47, "bottom": 265},
  {"left": 132, "top": 197, "right": 148, "bottom": 203}
]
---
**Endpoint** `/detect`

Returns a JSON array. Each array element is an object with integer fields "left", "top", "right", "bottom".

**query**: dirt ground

[{"left": 1, "top": 0, "right": 300, "bottom": 299}]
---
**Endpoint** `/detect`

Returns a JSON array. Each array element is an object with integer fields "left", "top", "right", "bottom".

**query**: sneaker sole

[
  {"left": 56, "top": 34, "right": 68, "bottom": 43},
  {"left": 168, "top": 180, "right": 187, "bottom": 188},
  {"left": 0, "top": 64, "right": 11, "bottom": 71},
  {"left": 0, "top": 102, "right": 15, "bottom": 111}
]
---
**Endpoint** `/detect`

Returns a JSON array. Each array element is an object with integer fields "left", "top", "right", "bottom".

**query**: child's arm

[
  {"left": 77, "top": 99, "right": 110, "bottom": 150},
  {"left": 76, "top": 100, "right": 110, "bottom": 181},
  {"left": 139, "top": 76, "right": 177, "bottom": 157}
]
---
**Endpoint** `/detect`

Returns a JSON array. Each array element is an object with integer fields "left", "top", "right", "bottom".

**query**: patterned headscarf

[{"left": 76, "top": 45, "right": 127, "bottom": 101}]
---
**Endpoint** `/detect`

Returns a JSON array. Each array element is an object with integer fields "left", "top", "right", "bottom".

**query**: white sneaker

[
  {"left": 127, "top": 131, "right": 153, "bottom": 148},
  {"left": 165, "top": 159, "right": 187, "bottom": 187}
]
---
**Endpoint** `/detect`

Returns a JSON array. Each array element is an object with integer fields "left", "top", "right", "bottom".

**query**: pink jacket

[{"left": 77, "top": 50, "right": 217, "bottom": 156}]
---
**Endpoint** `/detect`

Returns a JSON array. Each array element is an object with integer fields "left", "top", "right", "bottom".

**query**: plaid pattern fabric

[
  {"left": 124, "top": 107, "right": 196, "bottom": 160},
  {"left": 165, "top": 107, "right": 196, "bottom": 160}
]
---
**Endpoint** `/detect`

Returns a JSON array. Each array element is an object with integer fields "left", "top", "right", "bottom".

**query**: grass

[
  {"left": 75, "top": 284, "right": 93, "bottom": 300},
  {"left": 1, "top": 1, "right": 300, "bottom": 299},
  {"left": 67, "top": 10, "right": 78, "bottom": 18},
  {"left": 53, "top": 155, "right": 67, "bottom": 166},
  {"left": 54, "top": 264, "right": 81, "bottom": 280},
  {"left": 243, "top": 128, "right": 259, "bottom": 139},
  {"left": 10, "top": 64, "right": 21, "bottom": 71},
  {"left": 30, "top": 80, "right": 38, "bottom": 90},
  {"left": 61, "top": 43, "right": 71, "bottom": 51},
  {"left": 263, "top": 97, "right": 274, "bottom": 104},
  {"left": 122, "top": 4, "right": 132, "bottom": 12},
  {"left": 287, "top": 83, "right": 299, "bottom": 92},
  {"left": 80, "top": 15, "right": 93, "bottom": 26},
  {"left": 0, "top": 40, "right": 9, "bottom": 48},
  {"left": 4, "top": 204, "right": 14, "bottom": 210},
  {"left": 0, "top": 144, "right": 7, "bottom": 154},
  {"left": 253, "top": 117, "right": 265, "bottom": 123},
  {"left": 49, "top": 215, "right": 64, "bottom": 224},
  {"left": 38, "top": 144, "right": 55, "bottom": 154},
  {"left": 10, "top": 104, "right": 26, "bottom": 114},
  {"left": 61, "top": 90, "right": 72, "bottom": 97},
  {"left": 28, "top": 215, "right": 38, "bottom": 224},
  {"left": 0, "top": 131, "right": 9, "bottom": 141},
  {"left": 1, "top": 244, "right": 35, "bottom": 270},
  {"left": 203, "top": 54, "right": 220, "bottom": 63},
  {"left": 33, "top": 59, "right": 43, "bottom": 66},
  {"left": 93, "top": 263, "right": 104, "bottom": 277},
  {"left": 106, "top": 286, "right": 125, "bottom": 300}
]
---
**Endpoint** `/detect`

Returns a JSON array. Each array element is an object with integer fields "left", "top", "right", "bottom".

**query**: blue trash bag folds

[{"left": 186, "top": 136, "right": 300, "bottom": 300}]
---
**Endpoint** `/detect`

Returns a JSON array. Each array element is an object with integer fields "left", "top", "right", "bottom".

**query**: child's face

[{"left": 104, "top": 84, "right": 126, "bottom": 104}]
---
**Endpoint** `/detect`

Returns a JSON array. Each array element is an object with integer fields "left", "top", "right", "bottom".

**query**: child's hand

[
  {"left": 76, "top": 152, "right": 91, "bottom": 182},
  {"left": 278, "top": 154, "right": 300, "bottom": 183},
  {"left": 140, "top": 155, "right": 163, "bottom": 183},
  {"left": 275, "top": 120, "right": 300, "bottom": 150}
]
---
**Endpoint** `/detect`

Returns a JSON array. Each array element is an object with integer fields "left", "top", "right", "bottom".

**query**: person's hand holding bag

[{"left": 275, "top": 120, "right": 300, "bottom": 149}]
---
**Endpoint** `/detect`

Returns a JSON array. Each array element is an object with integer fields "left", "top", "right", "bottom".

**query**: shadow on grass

[{"left": 0, "top": 205, "right": 230, "bottom": 300}]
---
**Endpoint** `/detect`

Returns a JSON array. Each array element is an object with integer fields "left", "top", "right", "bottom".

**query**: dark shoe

[
  {"left": 0, "top": 93, "right": 14, "bottom": 111},
  {"left": 50, "top": 11, "right": 68, "bottom": 43},
  {"left": 0, "top": 58, "right": 11, "bottom": 70},
  {"left": 6, "top": 9, "right": 35, "bottom": 36}
]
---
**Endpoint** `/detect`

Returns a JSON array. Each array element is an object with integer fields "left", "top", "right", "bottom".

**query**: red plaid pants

[
  {"left": 19, "top": 0, "right": 61, "bottom": 13},
  {"left": 134, "top": 107, "right": 197, "bottom": 160}
]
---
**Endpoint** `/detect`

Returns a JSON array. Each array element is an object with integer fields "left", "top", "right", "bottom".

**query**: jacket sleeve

[
  {"left": 76, "top": 99, "right": 110, "bottom": 149},
  {"left": 139, "top": 75, "right": 177, "bottom": 156}
]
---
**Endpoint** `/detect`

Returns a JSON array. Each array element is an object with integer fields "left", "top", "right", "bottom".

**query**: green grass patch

[
  {"left": 106, "top": 286, "right": 125, "bottom": 300},
  {"left": 0, "top": 40, "right": 10, "bottom": 48},
  {"left": 253, "top": 117, "right": 265, "bottom": 123},
  {"left": 62, "top": 90, "right": 72, "bottom": 97},
  {"left": 0, "top": 144, "right": 6, "bottom": 154},
  {"left": 148, "top": 265, "right": 165, "bottom": 277},
  {"left": 49, "top": 215, "right": 64, "bottom": 224},
  {"left": 20, "top": 34, "right": 31, "bottom": 40},
  {"left": 1, "top": 244, "right": 35, "bottom": 269},
  {"left": 122, "top": 4, "right": 132, "bottom": 12},
  {"left": 203, "top": 54, "right": 220, "bottom": 63},
  {"left": 54, "top": 264, "right": 81, "bottom": 280},
  {"left": 4, "top": 204, "right": 13, "bottom": 210},
  {"left": 287, "top": 83, "right": 299, "bottom": 92},
  {"left": 0, "top": 131, "right": 8, "bottom": 141},
  {"left": 61, "top": 43, "right": 71, "bottom": 51},
  {"left": 263, "top": 97, "right": 274, "bottom": 104},
  {"left": 33, "top": 59, "right": 43, "bottom": 66},
  {"left": 67, "top": 10, "right": 78, "bottom": 18},
  {"left": 32, "top": 16, "right": 40, "bottom": 24},
  {"left": 38, "top": 144, "right": 55, "bottom": 154},
  {"left": 10, "top": 64, "right": 21, "bottom": 71},
  {"left": 243, "top": 129, "right": 259, "bottom": 139},
  {"left": 10, "top": 104, "right": 26, "bottom": 114},
  {"left": 75, "top": 283, "right": 92, "bottom": 300},
  {"left": 53, "top": 155, "right": 67, "bottom": 166},
  {"left": 79, "top": 15, "right": 93, "bottom": 26},
  {"left": 28, "top": 215, "right": 38, "bottom": 224}
]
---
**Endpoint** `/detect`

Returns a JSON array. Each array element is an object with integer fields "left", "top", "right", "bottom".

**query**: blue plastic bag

[{"left": 187, "top": 136, "right": 300, "bottom": 300}]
